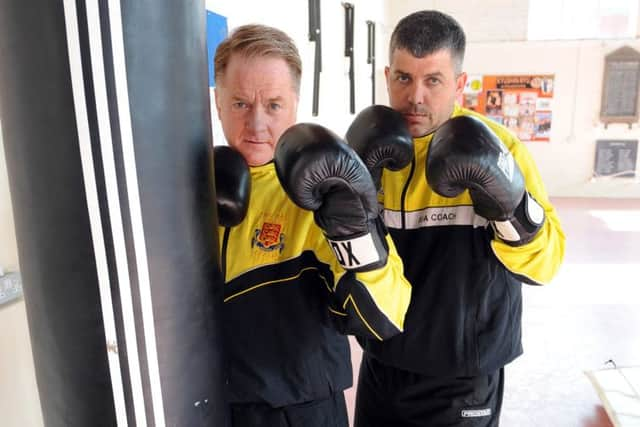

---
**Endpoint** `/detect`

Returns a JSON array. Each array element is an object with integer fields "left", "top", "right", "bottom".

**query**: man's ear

[
  {"left": 214, "top": 86, "right": 222, "bottom": 118},
  {"left": 384, "top": 66, "right": 392, "bottom": 96},
  {"left": 455, "top": 72, "right": 467, "bottom": 97}
]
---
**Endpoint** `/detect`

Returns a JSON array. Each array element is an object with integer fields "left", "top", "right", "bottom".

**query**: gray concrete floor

[{"left": 345, "top": 197, "right": 640, "bottom": 427}]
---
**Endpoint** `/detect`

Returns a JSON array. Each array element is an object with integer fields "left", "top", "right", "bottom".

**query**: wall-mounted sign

[
  {"left": 461, "top": 74, "right": 554, "bottom": 142},
  {"left": 0, "top": 272, "right": 23, "bottom": 306},
  {"left": 594, "top": 139, "right": 638, "bottom": 178},
  {"left": 600, "top": 46, "right": 640, "bottom": 128}
]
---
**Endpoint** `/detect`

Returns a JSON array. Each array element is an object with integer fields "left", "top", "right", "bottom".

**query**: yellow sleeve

[
  {"left": 316, "top": 231, "right": 412, "bottom": 341},
  {"left": 490, "top": 134, "right": 566, "bottom": 285}
]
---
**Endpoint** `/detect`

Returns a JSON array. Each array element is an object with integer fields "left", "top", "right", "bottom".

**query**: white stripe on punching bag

[
  {"left": 107, "top": 1, "right": 167, "bottom": 426},
  {"left": 84, "top": 1, "right": 151, "bottom": 426},
  {"left": 61, "top": 0, "right": 129, "bottom": 426}
]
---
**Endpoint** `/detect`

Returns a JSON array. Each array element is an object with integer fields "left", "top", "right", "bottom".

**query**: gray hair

[{"left": 214, "top": 24, "right": 302, "bottom": 93}]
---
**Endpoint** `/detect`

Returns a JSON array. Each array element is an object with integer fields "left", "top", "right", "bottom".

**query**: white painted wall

[
  {"left": 0, "top": 125, "right": 19, "bottom": 272},
  {"left": 384, "top": 0, "right": 640, "bottom": 198},
  {"left": 206, "top": 0, "right": 387, "bottom": 138},
  {"left": 466, "top": 39, "right": 640, "bottom": 198},
  {"left": 0, "top": 122, "right": 43, "bottom": 427}
]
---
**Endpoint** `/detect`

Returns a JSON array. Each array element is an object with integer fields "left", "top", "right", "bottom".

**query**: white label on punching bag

[{"left": 326, "top": 233, "right": 381, "bottom": 270}]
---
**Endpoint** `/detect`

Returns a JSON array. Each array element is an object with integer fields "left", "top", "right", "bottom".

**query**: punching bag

[{"left": 0, "top": 1, "right": 226, "bottom": 426}]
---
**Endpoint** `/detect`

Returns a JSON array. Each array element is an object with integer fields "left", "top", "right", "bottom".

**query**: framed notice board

[
  {"left": 600, "top": 46, "right": 640, "bottom": 127},
  {"left": 594, "top": 140, "right": 638, "bottom": 178}
]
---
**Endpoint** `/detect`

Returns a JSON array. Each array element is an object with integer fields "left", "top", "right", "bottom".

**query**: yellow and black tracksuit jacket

[
  {"left": 360, "top": 105, "right": 565, "bottom": 377},
  {"left": 219, "top": 162, "right": 411, "bottom": 407}
]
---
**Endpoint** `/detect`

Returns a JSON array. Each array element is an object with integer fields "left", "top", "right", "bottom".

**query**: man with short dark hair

[{"left": 351, "top": 11, "right": 565, "bottom": 426}]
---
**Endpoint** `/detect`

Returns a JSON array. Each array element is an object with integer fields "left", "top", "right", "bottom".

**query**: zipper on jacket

[
  {"left": 400, "top": 158, "right": 416, "bottom": 229},
  {"left": 221, "top": 227, "right": 231, "bottom": 282}
]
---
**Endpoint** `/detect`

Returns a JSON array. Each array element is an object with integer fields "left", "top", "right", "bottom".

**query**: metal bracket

[
  {"left": 343, "top": 2, "right": 355, "bottom": 113},
  {"left": 366, "top": 20, "right": 375, "bottom": 105},
  {"left": 309, "top": 0, "right": 322, "bottom": 116}
]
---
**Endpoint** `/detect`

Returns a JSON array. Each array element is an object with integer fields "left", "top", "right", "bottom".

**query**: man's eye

[
  {"left": 232, "top": 102, "right": 248, "bottom": 109},
  {"left": 269, "top": 103, "right": 282, "bottom": 111},
  {"left": 397, "top": 75, "right": 410, "bottom": 83},
  {"left": 427, "top": 77, "right": 440, "bottom": 85}
]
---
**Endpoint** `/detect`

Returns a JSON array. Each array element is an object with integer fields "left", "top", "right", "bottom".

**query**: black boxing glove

[
  {"left": 345, "top": 105, "right": 414, "bottom": 190},
  {"left": 274, "top": 123, "right": 389, "bottom": 271},
  {"left": 426, "top": 115, "right": 544, "bottom": 246},
  {"left": 214, "top": 146, "right": 250, "bottom": 227}
]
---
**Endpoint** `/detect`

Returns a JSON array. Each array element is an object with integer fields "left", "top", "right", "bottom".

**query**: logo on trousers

[{"left": 461, "top": 408, "right": 491, "bottom": 418}]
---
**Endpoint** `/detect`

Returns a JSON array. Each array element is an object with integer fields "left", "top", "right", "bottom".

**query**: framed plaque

[
  {"left": 600, "top": 46, "right": 640, "bottom": 127},
  {"left": 594, "top": 140, "right": 638, "bottom": 178}
]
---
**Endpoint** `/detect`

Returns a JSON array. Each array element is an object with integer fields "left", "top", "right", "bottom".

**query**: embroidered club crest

[{"left": 252, "top": 222, "right": 285, "bottom": 252}]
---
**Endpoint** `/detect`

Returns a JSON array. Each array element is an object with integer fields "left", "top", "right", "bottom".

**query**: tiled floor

[{"left": 345, "top": 197, "right": 640, "bottom": 427}]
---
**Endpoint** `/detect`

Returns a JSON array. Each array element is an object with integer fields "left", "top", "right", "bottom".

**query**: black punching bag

[{"left": 0, "top": 1, "right": 226, "bottom": 426}]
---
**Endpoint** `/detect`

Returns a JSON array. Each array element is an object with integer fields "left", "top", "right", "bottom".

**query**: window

[{"left": 528, "top": 0, "right": 638, "bottom": 40}]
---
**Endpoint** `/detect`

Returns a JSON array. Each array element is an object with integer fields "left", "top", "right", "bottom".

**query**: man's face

[
  {"left": 385, "top": 48, "right": 466, "bottom": 138},
  {"left": 215, "top": 54, "right": 298, "bottom": 166}
]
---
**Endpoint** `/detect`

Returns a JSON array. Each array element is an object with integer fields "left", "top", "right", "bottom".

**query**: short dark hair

[
  {"left": 214, "top": 24, "right": 302, "bottom": 93},
  {"left": 389, "top": 11, "right": 466, "bottom": 73}
]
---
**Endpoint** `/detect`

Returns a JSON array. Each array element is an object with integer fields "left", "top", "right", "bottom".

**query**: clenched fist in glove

[
  {"left": 426, "top": 115, "right": 545, "bottom": 246},
  {"left": 214, "top": 145, "right": 250, "bottom": 227},
  {"left": 345, "top": 105, "right": 414, "bottom": 190},
  {"left": 274, "top": 123, "right": 389, "bottom": 271}
]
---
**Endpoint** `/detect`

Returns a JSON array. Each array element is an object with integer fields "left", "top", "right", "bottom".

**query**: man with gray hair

[{"left": 213, "top": 24, "right": 412, "bottom": 427}]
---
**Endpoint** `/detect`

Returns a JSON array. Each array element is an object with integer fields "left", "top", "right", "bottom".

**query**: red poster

[{"left": 462, "top": 75, "right": 554, "bottom": 142}]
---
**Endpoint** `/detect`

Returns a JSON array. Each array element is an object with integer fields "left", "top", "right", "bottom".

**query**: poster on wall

[{"left": 461, "top": 74, "right": 554, "bottom": 142}]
